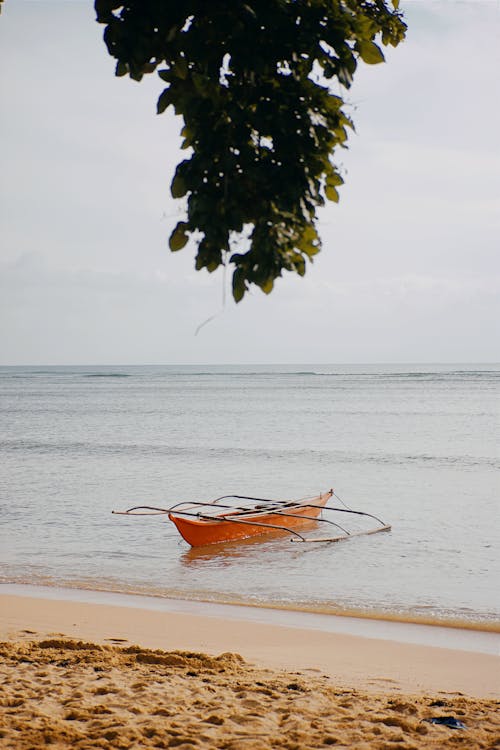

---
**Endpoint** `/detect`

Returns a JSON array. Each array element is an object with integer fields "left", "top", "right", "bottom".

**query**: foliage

[{"left": 95, "top": 1, "right": 406, "bottom": 301}]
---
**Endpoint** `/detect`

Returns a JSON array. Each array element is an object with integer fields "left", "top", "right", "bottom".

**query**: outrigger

[{"left": 113, "top": 489, "right": 391, "bottom": 548}]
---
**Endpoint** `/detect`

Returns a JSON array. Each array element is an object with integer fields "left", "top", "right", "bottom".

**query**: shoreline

[
  {"left": 1, "top": 585, "right": 499, "bottom": 698},
  {"left": 3, "top": 580, "right": 499, "bottom": 634},
  {"left": 1, "top": 583, "right": 499, "bottom": 655}
]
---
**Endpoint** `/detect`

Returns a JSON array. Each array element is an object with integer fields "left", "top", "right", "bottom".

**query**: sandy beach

[{"left": 1, "top": 591, "right": 499, "bottom": 748}]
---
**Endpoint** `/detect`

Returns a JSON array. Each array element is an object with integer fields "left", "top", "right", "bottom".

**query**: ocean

[{"left": 0, "top": 364, "right": 498, "bottom": 627}]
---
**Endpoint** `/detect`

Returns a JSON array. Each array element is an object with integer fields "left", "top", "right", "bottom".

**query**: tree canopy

[{"left": 95, "top": 1, "right": 406, "bottom": 301}]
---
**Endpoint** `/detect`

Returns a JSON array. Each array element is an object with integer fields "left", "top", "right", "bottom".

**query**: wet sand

[{"left": 1, "top": 592, "right": 499, "bottom": 748}]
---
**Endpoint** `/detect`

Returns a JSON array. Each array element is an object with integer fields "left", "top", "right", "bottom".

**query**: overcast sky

[{"left": 1, "top": 0, "right": 499, "bottom": 364}]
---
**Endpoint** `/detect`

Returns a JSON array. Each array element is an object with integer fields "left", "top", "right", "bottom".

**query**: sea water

[{"left": 0, "top": 364, "right": 498, "bottom": 626}]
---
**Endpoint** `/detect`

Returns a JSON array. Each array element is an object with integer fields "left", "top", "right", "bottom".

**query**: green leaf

[
  {"left": 115, "top": 61, "right": 128, "bottom": 77},
  {"left": 259, "top": 277, "right": 274, "bottom": 294},
  {"left": 158, "top": 69, "right": 171, "bottom": 83},
  {"left": 169, "top": 222, "right": 189, "bottom": 251},
  {"left": 297, "top": 225, "right": 321, "bottom": 257},
  {"left": 298, "top": 225, "right": 317, "bottom": 246},
  {"left": 192, "top": 73, "right": 209, "bottom": 96},
  {"left": 232, "top": 269, "right": 247, "bottom": 303},
  {"left": 171, "top": 173, "right": 187, "bottom": 199},
  {"left": 157, "top": 89, "right": 172, "bottom": 114},
  {"left": 356, "top": 41, "right": 385, "bottom": 65},
  {"left": 393, "top": 0, "right": 400, "bottom": 9},
  {"left": 180, "top": 125, "right": 194, "bottom": 149},
  {"left": 337, "top": 66, "right": 352, "bottom": 87},
  {"left": 302, "top": 244, "right": 320, "bottom": 258},
  {"left": 323, "top": 61, "right": 335, "bottom": 80},
  {"left": 326, "top": 171, "right": 344, "bottom": 187},
  {"left": 206, "top": 258, "right": 220, "bottom": 272},
  {"left": 296, "top": 259, "right": 307, "bottom": 275},
  {"left": 325, "top": 185, "right": 339, "bottom": 202},
  {"left": 174, "top": 57, "right": 188, "bottom": 80}
]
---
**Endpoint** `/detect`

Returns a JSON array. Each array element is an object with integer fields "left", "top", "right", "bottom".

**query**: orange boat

[
  {"left": 168, "top": 490, "right": 332, "bottom": 546},
  {"left": 113, "top": 489, "right": 391, "bottom": 548}
]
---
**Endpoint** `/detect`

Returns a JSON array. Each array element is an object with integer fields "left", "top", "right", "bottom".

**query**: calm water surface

[{"left": 1, "top": 364, "right": 498, "bottom": 625}]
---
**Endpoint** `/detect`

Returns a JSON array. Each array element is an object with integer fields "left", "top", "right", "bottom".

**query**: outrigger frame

[{"left": 113, "top": 491, "right": 391, "bottom": 545}]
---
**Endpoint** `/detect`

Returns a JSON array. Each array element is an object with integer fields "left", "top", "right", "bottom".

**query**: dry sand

[{"left": 1, "top": 592, "right": 499, "bottom": 749}]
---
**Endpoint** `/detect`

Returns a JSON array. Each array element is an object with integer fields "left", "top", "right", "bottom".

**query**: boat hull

[{"left": 168, "top": 491, "right": 331, "bottom": 547}]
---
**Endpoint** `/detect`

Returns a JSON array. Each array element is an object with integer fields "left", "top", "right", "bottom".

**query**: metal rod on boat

[
  {"left": 113, "top": 504, "right": 310, "bottom": 540},
  {"left": 115, "top": 490, "right": 336, "bottom": 519},
  {"left": 262, "top": 508, "right": 350, "bottom": 535},
  {"left": 304, "top": 504, "right": 388, "bottom": 528},
  {"left": 112, "top": 506, "right": 171, "bottom": 515},
  {"left": 166, "top": 498, "right": 350, "bottom": 535},
  {"left": 174, "top": 502, "right": 349, "bottom": 535},
  {"left": 113, "top": 499, "right": 367, "bottom": 536},
  {"left": 164, "top": 500, "right": 319, "bottom": 519},
  {"left": 162, "top": 499, "right": 335, "bottom": 524},
  {"left": 114, "top": 501, "right": 274, "bottom": 516},
  {"left": 113, "top": 500, "right": 347, "bottom": 542},
  {"left": 291, "top": 524, "right": 392, "bottom": 544},
  {"left": 211, "top": 493, "right": 327, "bottom": 505},
  {"left": 167, "top": 500, "right": 285, "bottom": 515}
]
